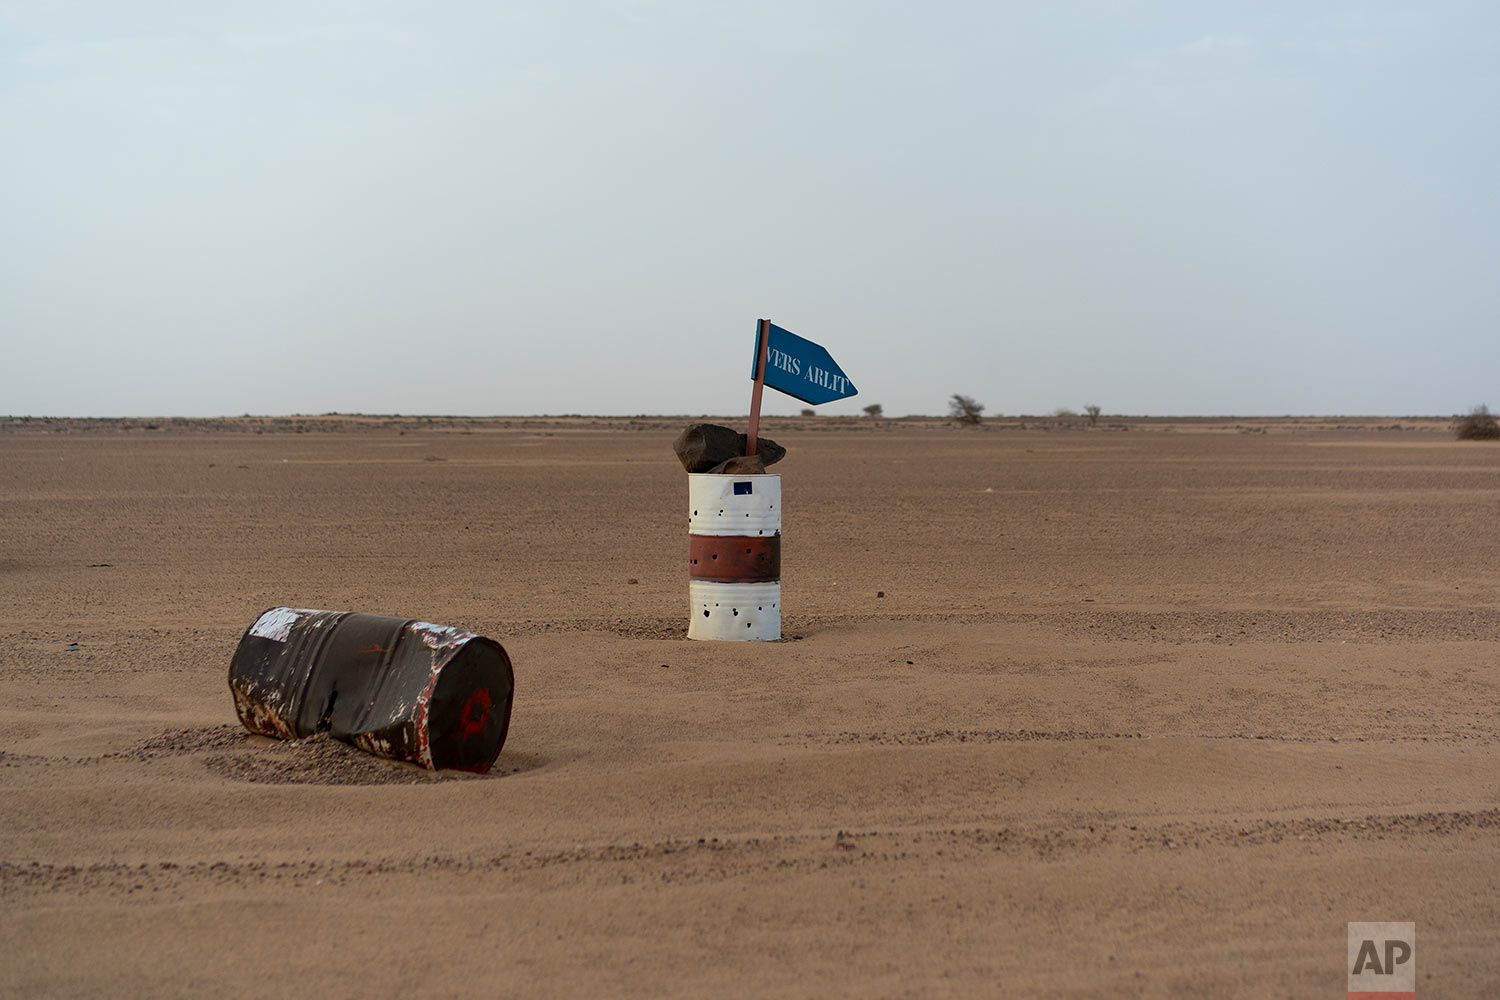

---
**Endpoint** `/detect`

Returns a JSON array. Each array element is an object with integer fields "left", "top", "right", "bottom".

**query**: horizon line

[{"left": 3, "top": 412, "right": 1472, "bottom": 422}]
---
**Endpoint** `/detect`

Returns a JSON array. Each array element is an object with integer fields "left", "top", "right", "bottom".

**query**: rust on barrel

[
  {"left": 228, "top": 607, "right": 515, "bottom": 773},
  {"left": 689, "top": 534, "right": 781, "bottom": 582}
]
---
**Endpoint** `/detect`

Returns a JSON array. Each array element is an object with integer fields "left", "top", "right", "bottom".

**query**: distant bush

[
  {"left": 948, "top": 394, "right": 985, "bottom": 425},
  {"left": 1454, "top": 404, "right": 1499, "bottom": 440},
  {"left": 800, "top": 408, "right": 815, "bottom": 417},
  {"left": 1051, "top": 407, "right": 1077, "bottom": 418},
  {"left": 862, "top": 403, "right": 884, "bottom": 418},
  {"left": 1085, "top": 404, "right": 1101, "bottom": 426}
]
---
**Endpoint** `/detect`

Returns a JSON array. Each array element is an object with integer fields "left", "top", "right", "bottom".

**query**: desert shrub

[
  {"left": 800, "top": 408, "right": 815, "bottom": 417},
  {"left": 863, "top": 403, "right": 884, "bottom": 418},
  {"left": 949, "top": 394, "right": 985, "bottom": 425},
  {"left": 1085, "top": 404, "right": 1101, "bottom": 425},
  {"left": 1454, "top": 404, "right": 1499, "bottom": 440},
  {"left": 1051, "top": 407, "right": 1077, "bottom": 418}
]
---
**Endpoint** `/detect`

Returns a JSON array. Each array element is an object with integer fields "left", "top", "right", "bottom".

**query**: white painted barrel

[
  {"left": 688, "top": 473, "right": 782, "bottom": 536},
  {"left": 688, "top": 473, "right": 781, "bottom": 641},
  {"left": 688, "top": 580, "right": 781, "bottom": 640}
]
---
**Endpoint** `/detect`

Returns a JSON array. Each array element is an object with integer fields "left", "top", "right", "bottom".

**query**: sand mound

[{"left": 129, "top": 726, "right": 495, "bottom": 785}]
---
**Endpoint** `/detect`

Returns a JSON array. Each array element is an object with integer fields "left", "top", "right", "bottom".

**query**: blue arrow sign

[{"left": 750, "top": 321, "right": 858, "bottom": 406}]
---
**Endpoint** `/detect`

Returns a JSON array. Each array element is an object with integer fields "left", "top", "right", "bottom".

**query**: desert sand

[{"left": 2, "top": 414, "right": 1497, "bottom": 998}]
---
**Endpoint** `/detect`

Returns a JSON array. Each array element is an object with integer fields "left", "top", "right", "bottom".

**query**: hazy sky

[{"left": 4, "top": 2, "right": 1497, "bottom": 417}]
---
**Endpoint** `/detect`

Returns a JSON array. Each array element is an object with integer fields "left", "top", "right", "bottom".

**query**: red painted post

[{"left": 746, "top": 318, "right": 770, "bottom": 456}]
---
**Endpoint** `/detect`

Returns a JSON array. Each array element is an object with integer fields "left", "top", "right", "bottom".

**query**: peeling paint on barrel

[
  {"left": 231, "top": 684, "right": 296, "bottom": 740},
  {"left": 352, "top": 733, "right": 397, "bottom": 758},
  {"left": 228, "top": 607, "right": 514, "bottom": 772},
  {"left": 411, "top": 654, "right": 444, "bottom": 770}
]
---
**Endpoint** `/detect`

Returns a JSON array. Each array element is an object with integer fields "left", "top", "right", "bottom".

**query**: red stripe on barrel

[{"left": 689, "top": 534, "right": 781, "bottom": 582}]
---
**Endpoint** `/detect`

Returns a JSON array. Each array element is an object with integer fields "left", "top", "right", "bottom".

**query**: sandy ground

[{"left": 1, "top": 415, "right": 1497, "bottom": 998}]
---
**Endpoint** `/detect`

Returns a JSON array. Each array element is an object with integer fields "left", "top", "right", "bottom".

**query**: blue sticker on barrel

[{"left": 733, "top": 481, "right": 753, "bottom": 495}]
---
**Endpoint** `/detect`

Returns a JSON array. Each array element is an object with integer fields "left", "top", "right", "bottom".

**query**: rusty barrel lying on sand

[
  {"left": 229, "top": 607, "right": 514, "bottom": 773},
  {"left": 688, "top": 473, "right": 781, "bottom": 640}
]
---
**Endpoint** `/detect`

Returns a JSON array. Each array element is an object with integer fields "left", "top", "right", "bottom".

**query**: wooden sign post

[{"left": 746, "top": 318, "right": 771, "bottom": 456}]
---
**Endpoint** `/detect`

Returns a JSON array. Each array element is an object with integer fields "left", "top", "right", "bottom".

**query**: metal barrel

[
  {"left": 687, "top": 474, "right": 781, "bottom": 640},
  {"left": 228, "top": 607, "right": 515, "bottom": 773}
]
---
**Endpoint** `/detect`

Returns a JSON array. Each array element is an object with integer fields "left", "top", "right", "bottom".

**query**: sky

[{"left": 3, "top": 1, "right": 1497, "bottom": 418}]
